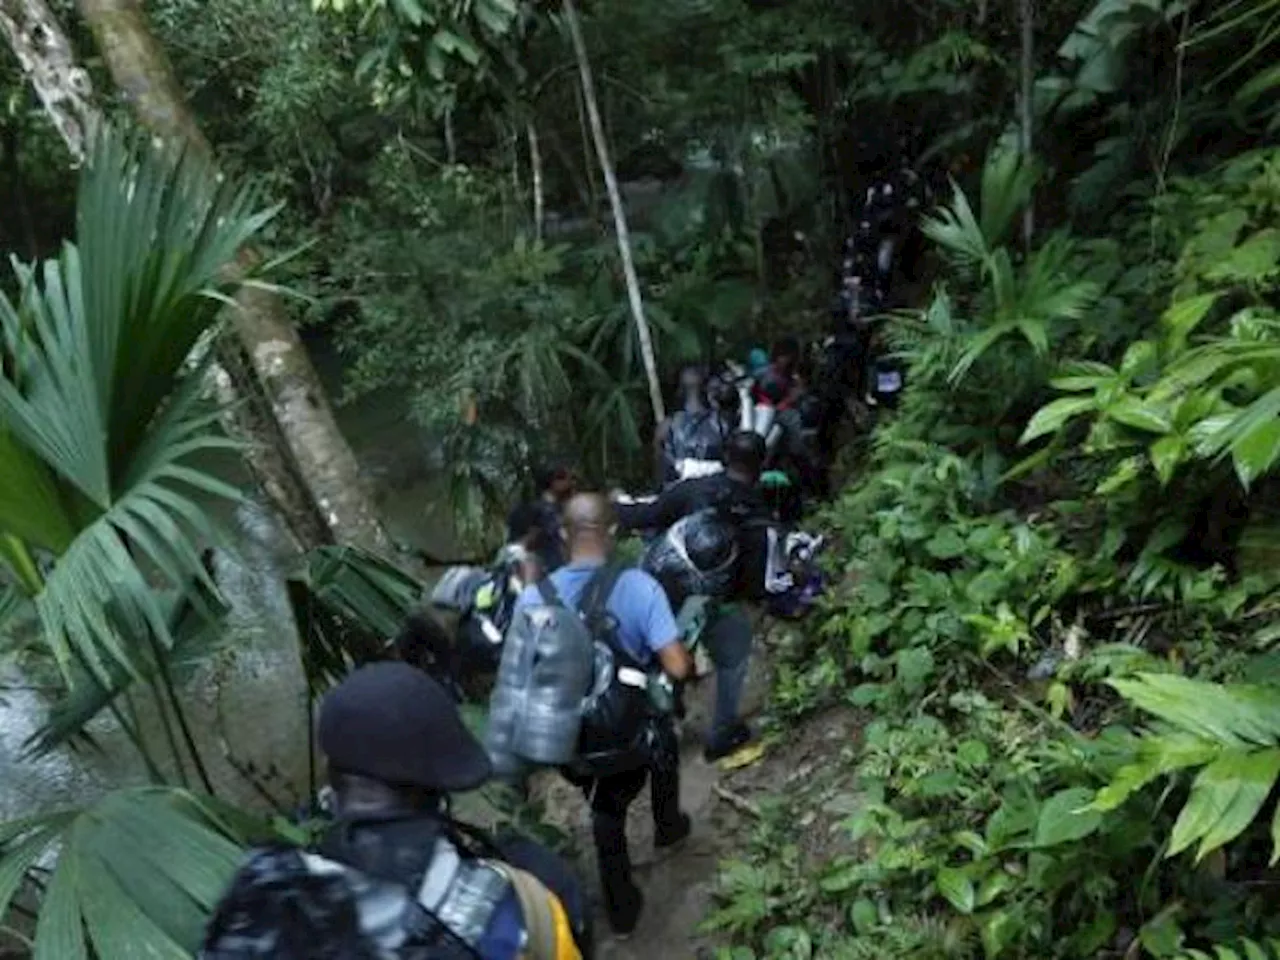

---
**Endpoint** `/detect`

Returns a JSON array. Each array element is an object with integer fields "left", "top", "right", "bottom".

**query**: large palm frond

[
  {"left": 0, "top": 788, "right": 254, "bottom": 958},
  {"left": 0, "top": 128, "right": 277, "bottom": 685},
  {"left": 287, "top": 544, "right": 424, "bottom": 692}
]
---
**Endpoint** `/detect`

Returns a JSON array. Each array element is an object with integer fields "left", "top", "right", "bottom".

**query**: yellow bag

[{"left": 497, "top": 864, "right": 583, "bottom": 960}]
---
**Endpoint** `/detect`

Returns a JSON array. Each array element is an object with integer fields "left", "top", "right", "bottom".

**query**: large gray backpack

[{"left": 485, "top": 579, "right": 596, "bottom": 778}]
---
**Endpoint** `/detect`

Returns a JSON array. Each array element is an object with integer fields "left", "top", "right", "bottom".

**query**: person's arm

[
  {"left": 615, "top": 481, "right": 692, "bottom": 532},
  {"left": 635, "top": 573, "right": 693, "bottom": 680},
  {"left": 653, "top": 417, "right": 671, "bottom": 484},
  {"left": 657, "top": 642, "right": 694, "bottom": 682}
]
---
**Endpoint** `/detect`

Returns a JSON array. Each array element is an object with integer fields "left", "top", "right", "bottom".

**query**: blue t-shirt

[{"left": 513, "top": 562, "right": 679, "bottom": 667}]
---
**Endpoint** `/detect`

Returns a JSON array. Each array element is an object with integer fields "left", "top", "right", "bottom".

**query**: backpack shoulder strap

[
  {"left": 493, "top": 864, "right": 581, "bottom": 960},
  {"left": 534, "top": 576, "right": 561, "bottom": 607},
  {"left": 577, "top": 565, "right": 623, "bottom": 624}
]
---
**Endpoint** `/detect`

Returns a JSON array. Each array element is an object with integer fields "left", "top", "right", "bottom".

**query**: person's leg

[
  {"left": 647, "top": 717, "right": 690, "bottom": 847},
  {"left": 701, "top": 607, "right": 754, "bottom": 758},
  {"left": 584, "top": 767, "right": 647, "bottom": 934}
]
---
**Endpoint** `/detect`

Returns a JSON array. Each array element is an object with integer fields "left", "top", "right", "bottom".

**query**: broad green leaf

[
  {"left": 1050, "top": 359, "right": 1116, "bottom": 392},
  {"left": 1150, "top": 434, "right": 1187, "bottom": 486},
  {"left": 34, "top": 821, "right": 87, "bottom": 960},
  {"left": 976, "top": 871, "right": 1014, "bottom": 907},
  {"left": 1163, "top": 293, "right": 1220, "bottom": 352},
  {"left": 1094, "top": 455, "right": 1144, "bottom": 495},
  {"left": 935, "top": 866, "right": 975, "bottom": 914},
  {"left": 1120, "top": 339, "right": 1159, "bottom": 377},
  {"left": 850, "top": 898, "right": 878, "bottom": 933},
  {"left": 1034, "top": 787, "right": 1103, "bottom": 847},
  {"left": 895, "top": 647, "right": 935, "bottom": 693},
  {"left": 1231, "top": 418, "right": 1280, "bottom": 488},
  {"left": 980, "top": 909, "right": 1015, "bottom": 959},
  {"left": 1021, "top": 396, "right": 1096, "bottom": 444},
  {"left": 1206, "top": 230, "right": 1280, "bottom": 283},
  {"left": 1109, "top": 674, "right": 1280, "bottom": 746},
  {"left": 1108, "top": 396, "right": 1172, "bottom": 434},
  {"left": 389, "top": 0, "right": 425, "bottom": 24},
  {"left": 1092, "top": 733, "right": 1220, "bottom": 811},
  {"left": 1138, "top": 904, "right": 1184, "bottom": 957},
  {"left": 925, "top": 527, "right": 966, "bottom": 559},
  {"left": 1168, "top": 749, "right": 1280, "bottom": 860}
]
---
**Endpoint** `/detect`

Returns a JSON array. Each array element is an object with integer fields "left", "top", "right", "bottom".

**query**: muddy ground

[{"left": 533, "top": 633, "right": 865, "bottom": 959}]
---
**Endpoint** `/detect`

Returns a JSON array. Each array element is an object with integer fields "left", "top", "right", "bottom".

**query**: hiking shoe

[
  {"left": 704, "top": 723, "right": 755, "bottom": 763},
  {"left": 655, "top": 813, "right": 692, "bottom": 851},
  {"left": 606, "top": 885, "right": 645, "bottom": 938}
]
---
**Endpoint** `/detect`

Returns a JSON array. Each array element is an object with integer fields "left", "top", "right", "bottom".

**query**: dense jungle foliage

[{"left": 2, "top": 0, "right": 1280, "bottom": 957}]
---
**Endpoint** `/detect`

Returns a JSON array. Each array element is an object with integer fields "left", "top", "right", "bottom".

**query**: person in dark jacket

[
  {"left": 201, "top": 662, "right": 591, "bottom": 959},
  {"left": 506, "top": 460, "right": 577, "bottom": 573},
  {"left": 614, "top": 431, "right": 767, "bottom": 761}
]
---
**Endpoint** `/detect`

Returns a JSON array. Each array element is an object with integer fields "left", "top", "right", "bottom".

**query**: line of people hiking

[{"left": 193, "top": 146, "right": 935, "bottom": 956}]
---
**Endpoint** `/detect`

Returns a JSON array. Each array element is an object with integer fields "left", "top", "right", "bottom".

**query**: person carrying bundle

[{"left": 486, "top": 494, "right": 694, "bottom": 938}]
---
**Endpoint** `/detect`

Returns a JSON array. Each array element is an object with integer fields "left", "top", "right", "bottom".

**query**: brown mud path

[{"left": 536, "top": 638, "right": 862, "bottom": 959}]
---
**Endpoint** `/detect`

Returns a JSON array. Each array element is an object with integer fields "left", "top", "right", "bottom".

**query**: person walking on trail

[
  {"left": 507, "top": 460, "right": 578, "bottom": 573},
  {"left": 614, "top": 431, "right": 768, "bottom": 762},
  {"left": 200, "top": 662, "right": 591, "bottom": 960},
  {"left": 509, "top": 493, "right": 694, "bottom": 938},
  {"left": 653, "top": 364, "right": 738, "bottom": 486}
]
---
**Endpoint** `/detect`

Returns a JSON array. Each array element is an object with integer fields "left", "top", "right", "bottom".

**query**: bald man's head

[{"left": 562, "top": 493, "right": 616, "bottom": 560}]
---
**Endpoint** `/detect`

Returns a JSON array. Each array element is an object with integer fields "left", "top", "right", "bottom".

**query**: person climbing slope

[
  {"left": 653, "top": 364, "right": 738, "bottom": 486},
  {"left": 508, "top": 493, "right": 694, "bottom": 939},
  {"left": 507, "top": 459, "right": 578, "bottom": 573},
  {"left": 615, "top": 431, "right": 768, "bottom": 762}
]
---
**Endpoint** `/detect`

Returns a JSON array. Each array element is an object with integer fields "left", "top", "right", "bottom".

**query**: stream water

[{"left": 0, "top": 336, "right": 466, "bottom": 819}]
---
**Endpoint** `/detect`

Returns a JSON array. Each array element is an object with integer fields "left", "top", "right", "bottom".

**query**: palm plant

[
  {"left": 0, "top": 129, "right": 281, "bottom": 954},
  {"left": 922, "top": 147, "right": 1102, "bottom": 384},
  {"left": 0, "top": 128, "right": 273, "bottom": 683}
]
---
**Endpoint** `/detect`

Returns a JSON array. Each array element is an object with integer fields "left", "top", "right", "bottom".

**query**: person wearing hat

[{"left": 201, "top": 661, "right": 591, "bottom": 960}]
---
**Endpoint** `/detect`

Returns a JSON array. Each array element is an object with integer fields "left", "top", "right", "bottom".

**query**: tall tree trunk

[
  {"left": 562, "top": 0, "right": 665, "bottom": 425},
  {"left": 1018, "top": 0, "right": 1035, "bottom": 248},
  {"left": 1, "top": 0, "right": 335, "bottom": 552},
  {"left": 527, "top": 121, "right": 544, "bottom": 240},
  {"left": 0, "top": 0, "right": 96, "bottom": 161},
  {"left": 77, "top": 0, "right": 392, "bottom": 556}
]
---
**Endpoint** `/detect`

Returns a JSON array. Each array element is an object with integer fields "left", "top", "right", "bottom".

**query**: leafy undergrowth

[{"left": 704, "top": 143, "right": 1280, "bottom": 960}]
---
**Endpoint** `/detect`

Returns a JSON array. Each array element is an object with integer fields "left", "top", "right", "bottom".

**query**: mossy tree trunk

[{"left": 76, "top": 0, "right": 392, "bottom": 556}]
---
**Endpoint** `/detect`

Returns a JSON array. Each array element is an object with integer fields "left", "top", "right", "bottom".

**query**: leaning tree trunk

[
  {"left": 562, "top": 0, "right": 665, "bottom": 425},
  {"left": 77, "top": 0, "right": 392, "bottom": 556},
  {"left": 0, "top": 0, "right": 335, "bottom": 552}
]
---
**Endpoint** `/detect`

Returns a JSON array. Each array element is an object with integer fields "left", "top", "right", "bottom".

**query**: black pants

[{"left": 565, "top": 723, "right": 682, "bottom": 923}]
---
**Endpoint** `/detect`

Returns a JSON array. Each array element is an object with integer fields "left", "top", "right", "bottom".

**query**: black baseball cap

[{"left": 318, "top": 662, "right": 492, "bottom": 793}]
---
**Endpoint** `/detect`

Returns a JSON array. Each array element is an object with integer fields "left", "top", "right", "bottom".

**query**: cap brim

[{"left": 419, "top": 710, "right": 493, "bottom": 793}]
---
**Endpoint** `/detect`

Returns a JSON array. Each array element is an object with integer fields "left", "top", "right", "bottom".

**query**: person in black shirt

[
  {"left": 506, "top": 460, "right": 577, "bottom": 573},
  {"left": 614, "top": 431, "right": 767, "bottom": 760}
]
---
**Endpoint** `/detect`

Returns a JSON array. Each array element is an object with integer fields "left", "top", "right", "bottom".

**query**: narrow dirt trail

[
  {"left": 593, "top": 745, "right": 724, "bottom": 959},
  {"left": 538, "top": 653, "right": 783, "bottom": 959}
]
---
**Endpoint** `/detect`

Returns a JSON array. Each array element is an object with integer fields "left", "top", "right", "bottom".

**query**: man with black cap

[{"left": 201, "top": 661, "right": 590, "bottom": 959}]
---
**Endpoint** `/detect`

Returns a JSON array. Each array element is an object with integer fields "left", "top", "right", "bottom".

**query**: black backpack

[{"left": 565, "top": 567, "right": 661, "bottom": 779}]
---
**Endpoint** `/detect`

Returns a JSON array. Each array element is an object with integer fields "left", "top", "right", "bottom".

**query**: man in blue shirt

[{"left": 511, "top": 493, "right": 693, "bottom": 937}]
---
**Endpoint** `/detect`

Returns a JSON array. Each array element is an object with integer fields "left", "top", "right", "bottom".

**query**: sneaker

[
  {"left": 655, "top": 813, "right": 692, "bottom": 851},
  {"left": 704, "top": 723, "right": 755, "bottom": 763}
]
